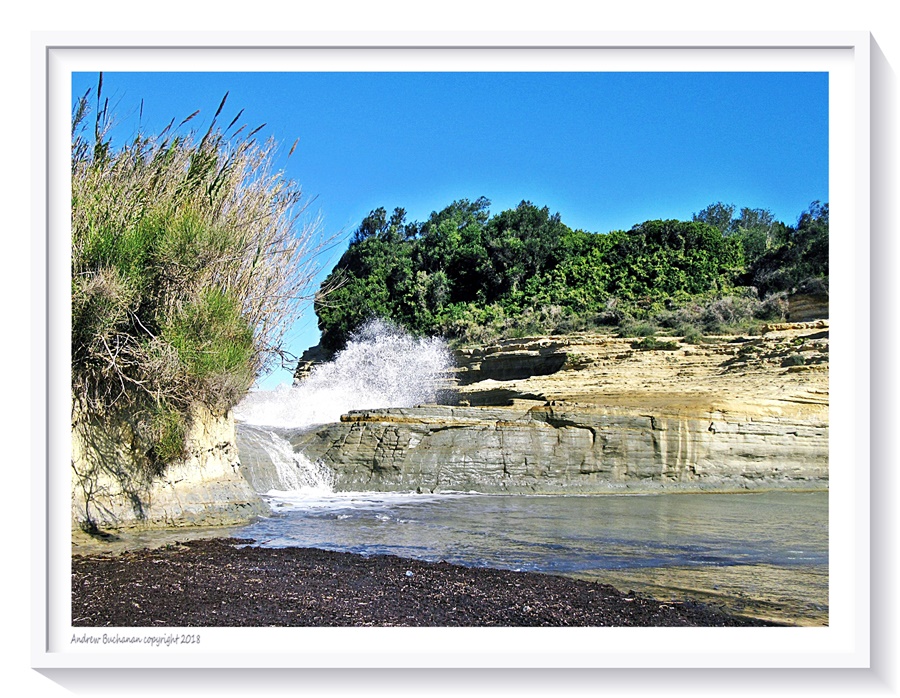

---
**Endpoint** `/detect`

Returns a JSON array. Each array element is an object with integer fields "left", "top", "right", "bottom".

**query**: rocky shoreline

[
  {"left": 71, "top": 537, "right": 778, "bottom": 627},
  {"left": 69, "top": 325, "right": 829, "bottom": 628},
  {"left": 257, "top": 324, "right": 830, "bottom": 495},
  {"left": 70, "top": 323, "right": 829, "bottom": 531},
  {"left": 274, "top": 403, "right": 827, "bottom": 495}
]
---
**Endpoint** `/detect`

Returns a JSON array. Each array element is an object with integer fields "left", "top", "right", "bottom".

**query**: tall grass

[{"left": 72, "top": 79, "right": 329, "bottom": 471}]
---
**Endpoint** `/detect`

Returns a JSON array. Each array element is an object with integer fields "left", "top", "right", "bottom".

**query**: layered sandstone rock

[
  {"left": 285, "top": 322, "right": 829, "bottom": 494},
  {"left": 288, "top": 404, "right": 826, "bottom": 493},
  {"left": 72, "top": 404, "right": 269, "bottom": 531},
  {"left": 787, "top": 292, "right": 829, "bottom": 322}
]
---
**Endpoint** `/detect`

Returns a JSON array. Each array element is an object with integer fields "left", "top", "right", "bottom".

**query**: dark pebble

[{"left": 71, "top": 538, "right": 779, "bottom": 627}]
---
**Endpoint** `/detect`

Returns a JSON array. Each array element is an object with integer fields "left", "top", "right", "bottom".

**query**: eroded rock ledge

[
  {"left": 285, "top": 323, "right": 829, "bottom": 494},
  {"left": 287, "top": 404, "right": 826, "bottom": 493}
]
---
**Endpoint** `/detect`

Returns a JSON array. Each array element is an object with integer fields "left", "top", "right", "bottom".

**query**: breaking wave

[{"left": 234, "top": 318, "right": 454, "bottom": 429}]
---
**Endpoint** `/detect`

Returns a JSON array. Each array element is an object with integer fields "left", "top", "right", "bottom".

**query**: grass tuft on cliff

[{"left": 71, "top": 77, "right": 326, "bottom": 472}]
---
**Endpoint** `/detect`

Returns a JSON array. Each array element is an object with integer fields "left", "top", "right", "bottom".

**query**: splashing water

[
  {"left": 237, "top": 426, "right": 335, "bottom": 495},
  {"left": 234, "top": 319, "right": 454, "bottom": 494},
  {"left": 234, "top": 319, "right": 454, "bottom": 429}
]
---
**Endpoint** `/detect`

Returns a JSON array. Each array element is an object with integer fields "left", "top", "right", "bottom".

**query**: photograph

[
  {"left": 68, "top": 67, "right": 830, "bottom": 630},
  {"left": 28, "top": 32, "right": 878, "bottom": 677}
]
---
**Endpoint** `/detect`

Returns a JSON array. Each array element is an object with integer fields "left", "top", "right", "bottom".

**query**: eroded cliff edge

[
  {"left": 287, "top": 322, "right": 828, "bottom": 493},
  {"left": 72, "top": 404, "right": 269, "bottom": 532}
]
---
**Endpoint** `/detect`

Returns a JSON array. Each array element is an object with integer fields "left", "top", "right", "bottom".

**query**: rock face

[
  {"left": 454, "top": 342, "right": 569, "bottom": 384},
  {"left": 787, "top": 292, "right": 829, "bottom": 322},
  {"left": 289, "top": 404, "right": 826, "bottom": 493},
  {"left": 287, "top": 322, "right": 829, "bottom": 494},
  {"left": 293, "top": 342, "right": 332, "bottom": 383},
  {"left": 72, "top": 404, "right": 269, "bottom": 531}
]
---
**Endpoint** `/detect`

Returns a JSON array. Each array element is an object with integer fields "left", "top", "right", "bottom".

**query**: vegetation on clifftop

[
  {"left": 71, "top": 78, "right": 323, "bottom": 472},
  {"left": 315, "top": 198, "right": 828, "bottom": 351}
]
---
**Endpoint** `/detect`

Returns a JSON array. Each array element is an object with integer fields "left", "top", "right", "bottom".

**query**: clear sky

[{"left": 72, "top": 71, "right": 828, "bottom": 389}]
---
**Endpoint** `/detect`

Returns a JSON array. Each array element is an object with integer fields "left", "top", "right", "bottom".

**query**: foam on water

[
  {"left": 234, "top": 318, "right": 453, "bottom": 429},
  {"left": 234, "top": 319, "right": 454, "bottom": 496},
  {"left": 265, "top": 489, "right": 470, "bottom": 511},
  {"left": 240, "top": 427, "right": 335, "bottom": 495}
]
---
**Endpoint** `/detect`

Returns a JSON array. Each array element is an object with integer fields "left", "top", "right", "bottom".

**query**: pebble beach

[{"left": 72, "top": 537, "right": 778, "bottom": 627}]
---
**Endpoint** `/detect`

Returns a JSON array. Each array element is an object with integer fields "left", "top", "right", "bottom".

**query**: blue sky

[{"left": 72, "top": 71, "right": 828, "bottom": 389}]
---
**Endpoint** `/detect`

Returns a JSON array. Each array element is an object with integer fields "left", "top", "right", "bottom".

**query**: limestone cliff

[
  {"left": 287, "top": 322, "right": 828, "bottom": 493},
  {"left": 72, "top": 404, "right": 269, "bottom": 531}
]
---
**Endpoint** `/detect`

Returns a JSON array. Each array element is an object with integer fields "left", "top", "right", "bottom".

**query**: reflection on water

[{"left": 237, "top": 490, "right": 828, "bottom": 626}]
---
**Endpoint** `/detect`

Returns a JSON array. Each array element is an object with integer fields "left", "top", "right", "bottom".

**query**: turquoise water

[{"left": 236, "top": 489, "right": 828, "bottom": 625}]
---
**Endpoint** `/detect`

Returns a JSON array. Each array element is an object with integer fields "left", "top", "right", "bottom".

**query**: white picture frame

[{"left": 32, "top": 31, "right": 876, "bottom": 680}]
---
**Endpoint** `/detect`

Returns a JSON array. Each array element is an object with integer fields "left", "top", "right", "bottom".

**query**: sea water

[
  {"left": 236, "top": 489, "right": 828, "bottom": 626},
  {"left": 232, "top": 320, "right": 828, "bottom": 626}
]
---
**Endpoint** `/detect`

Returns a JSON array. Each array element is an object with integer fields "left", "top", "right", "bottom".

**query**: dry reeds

[{"left": 72, "top": 78, "right": 330, "bottom": 469}]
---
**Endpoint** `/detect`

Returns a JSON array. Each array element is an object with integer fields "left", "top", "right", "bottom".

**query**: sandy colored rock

[
  {"left": 72, "top": 404, "right": 269, "bottom": 531},
  {"left": 276, "top": 324, "right": 828, "bottom": 494}
]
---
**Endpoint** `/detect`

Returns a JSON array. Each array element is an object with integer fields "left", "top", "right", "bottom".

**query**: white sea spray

[
  {"left": 234, "top": 319, "right": 454, "bottom": 429},
  {"left": 234, "top": 319, "right": 453, "bottom": 494}
]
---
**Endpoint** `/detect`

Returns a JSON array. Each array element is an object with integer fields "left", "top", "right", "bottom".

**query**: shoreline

[
  {"left": 72, "top": 537, "right": 781, "bottom": 628},
  {"left": 71, "top": 484, "right": 829, "bottom": 555}
]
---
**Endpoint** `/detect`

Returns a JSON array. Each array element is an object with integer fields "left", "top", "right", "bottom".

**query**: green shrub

[
  {"left": 144, "top": 405, "right": 188, "bottom": 470},
  {"left": 631, "top": 336, "right": 680, "bottom": 351},
  {"left": 782, "top": 353, "right": 806, "bottom": 367},
  {"left": 72, "top": 80, "right": 327, "bottom": 470},
  {"left": 618, "top": 320, "right": 658, "bottom": 338},
  {"left": 161, "top": 288, "right": 256, "bottom": 409},
  {"left": 679, "top": 325, "right": 707, "bottom": 345}
]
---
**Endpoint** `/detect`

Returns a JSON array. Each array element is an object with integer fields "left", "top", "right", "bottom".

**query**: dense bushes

[
  {"left": 72, "top": 82, "right": 322, "bottom": 472},
  {"left": 744, "top": 201, "right": 829, "bottom": 295},
  {"left": 315, "top": 198, "right": 827, "bottom": 350}
]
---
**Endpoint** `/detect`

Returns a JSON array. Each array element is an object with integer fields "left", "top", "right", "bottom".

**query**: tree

[
  {"left": 790, "top": 201, "right": 829, "bottom": 282},
  {"left": 350, "top": 206, "right": 412, "bottom": 245},
  {"left": 603, "top": 219, "right": 745, "bottom": 300},
  {"left": 694, "top": 202, "right": 790, "bottom": 272},
  {"left": 746, "top": 201, "right": 829, "bottom": 295},
  {"left": 732, "top": 207, "right": 782, "bottom": 267},
  {"left": 313, "top": 196, "right": 826, "bottom": 349},
  {"left": 481, "top": 201, "right": 573, "bottom": 299},
  {"left": 692, "top": 202, "right": 736, "bottom": 234}
]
